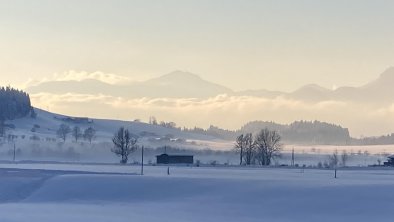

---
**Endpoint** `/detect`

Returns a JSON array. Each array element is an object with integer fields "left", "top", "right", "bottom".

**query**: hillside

[
  {"left": 3, "top": 107, "right": 392, "bottom": 149},
  {"left": 0, "top": 107, "right": 238, "bottom": 163},
  {"left": 5, "top": 108, "right": 221, "bottom": 144}
]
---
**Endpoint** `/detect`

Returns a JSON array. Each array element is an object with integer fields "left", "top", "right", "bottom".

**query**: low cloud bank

[
  {"left": 30, "top": 93, "right": 394, "bottom": 137},
  {"left": 23, "top": 71, "right": 134, "bottom": 88}
]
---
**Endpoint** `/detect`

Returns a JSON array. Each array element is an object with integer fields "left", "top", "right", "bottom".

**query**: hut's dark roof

[{"left": 156, "top": 153, "right": 193, "bottom": 157}]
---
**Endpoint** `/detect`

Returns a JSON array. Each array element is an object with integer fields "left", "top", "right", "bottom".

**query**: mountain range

[
  {"left": 238, "top": 67, "right": 394, "bottom": 103},
  {"left": 26, "top": 71, "right": 232, "bottom": 99},
  {"left": 26, "top": 68, "right": 394, "bottom": 104}
]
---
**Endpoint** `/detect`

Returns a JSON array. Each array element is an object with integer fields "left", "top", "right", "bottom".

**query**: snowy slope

[{"left": 9, "top": 108, "right": 218, "bottom": 141}]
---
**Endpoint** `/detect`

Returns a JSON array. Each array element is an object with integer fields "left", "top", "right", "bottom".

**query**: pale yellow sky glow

[
  {"left": 1, "top": 0, "right": 394, "bottom": 91},
  {"left": 1, "top": 0, "right": 394, "bottom": 136}
]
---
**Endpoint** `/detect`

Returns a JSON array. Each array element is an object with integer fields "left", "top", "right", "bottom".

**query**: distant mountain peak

[
  {"left": 142, "top": 70, "right": 233, "bottom": 97},
  {"left": 151, "top": 70, "right": 203, "bottom": 82},
  {"left": 290, "top": 84, "right": 331, "bottom": 101},
  {"left": 379, "top": 66, "right": 394, "bottom": 79},
  {"left": 361, "top": 66, "right": 394, "bottom": 90},
  {"left": 294, "top": 84, "right": 331, "bottom": 93},
  {"left": 146, "top": 70, "right": 225, "bottom": 87}
]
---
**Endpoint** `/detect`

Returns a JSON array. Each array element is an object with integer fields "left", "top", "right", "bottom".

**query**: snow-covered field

[{"left": 1, "top": 163, "right": 394, "bottom": 222}]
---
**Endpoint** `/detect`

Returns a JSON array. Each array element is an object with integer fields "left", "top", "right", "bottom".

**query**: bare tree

[
  {"left": 328, "top": 150, "right": 339, "bottom": 168},
  {"left": 254, "top": 129, "right": 282, "bottom": 166},
  {"left": 57, "top": 124, "right": 71, "bottom": 142},
  {"left": 243, "top": 133, "right": 255, "bottom": 165},
  {"left": 234, "top": 134, "right": 246, "bottom": 165},
  {"left": 72, "top": 126, "right": 82, "bottom": 142},
  {"left": 329, "top": 150, "right": 340, "bottom": 178},
  {"left": 83, "top": 127, "right": 96, "bottom": 144},
  {"left": 30, "top": 108, "right": 37, "bottom": 119},
  {"left": 340, "top": 150, "right": 349, "bottom": 167},
  {"left": 235, "top": 133, "right": 255, "bottom": 165},
  {"left": 149, "top": 116, "right": 158, "bottom": 125},
  {"left": 111, "top": 127, "right": 138, "bottom": 164},
  {"left": 0, "top": 118, "right": 5, "bottom": 138}
]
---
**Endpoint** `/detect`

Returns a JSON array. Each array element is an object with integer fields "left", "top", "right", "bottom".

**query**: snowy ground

[{"left": 1, "top": 163, "right": 394, "bottom": 222}]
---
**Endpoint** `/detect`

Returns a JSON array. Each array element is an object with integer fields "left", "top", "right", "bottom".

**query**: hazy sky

[
  {"left": 1, "top": 0, "right": 394, "bottom": 91},
  {"left": 2, "top": 0, "right": 394, "bottom": 136}
]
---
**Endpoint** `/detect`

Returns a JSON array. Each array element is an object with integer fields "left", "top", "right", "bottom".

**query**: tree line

[{"left": 182, "top": 120, "right": 351, "bottom": 145}]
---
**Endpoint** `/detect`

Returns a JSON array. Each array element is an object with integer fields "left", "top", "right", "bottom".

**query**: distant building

[
  {"left": 384, "top": 155, "right": 394, "bottom": 166},
  {"left": 156, "top": 154, "right": 194, "bottom": 164},
  {"left": 54, "top": 116, "right": 93, "bottom": 124}
]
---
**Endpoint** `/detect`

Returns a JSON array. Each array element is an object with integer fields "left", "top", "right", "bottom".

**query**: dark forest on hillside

[
  {"left": 183, "top": 120, "right": 351, "bottom": 145},
  {"left": 0, "top": 86, "right": 32, "bottom": 121}
]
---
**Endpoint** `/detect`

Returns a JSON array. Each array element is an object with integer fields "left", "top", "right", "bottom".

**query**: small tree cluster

[
  {"left": 235, "top": 128, "right": 282, "bottom": 166},
  {"left": 159, "top": 121, "right": 176, "bottom": 128},
  {"left": 148, "top": 116, "right": 177, "bottom": 129},
  {"left": 57, "top": 124, "right": 96, "bottom": 143}
]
